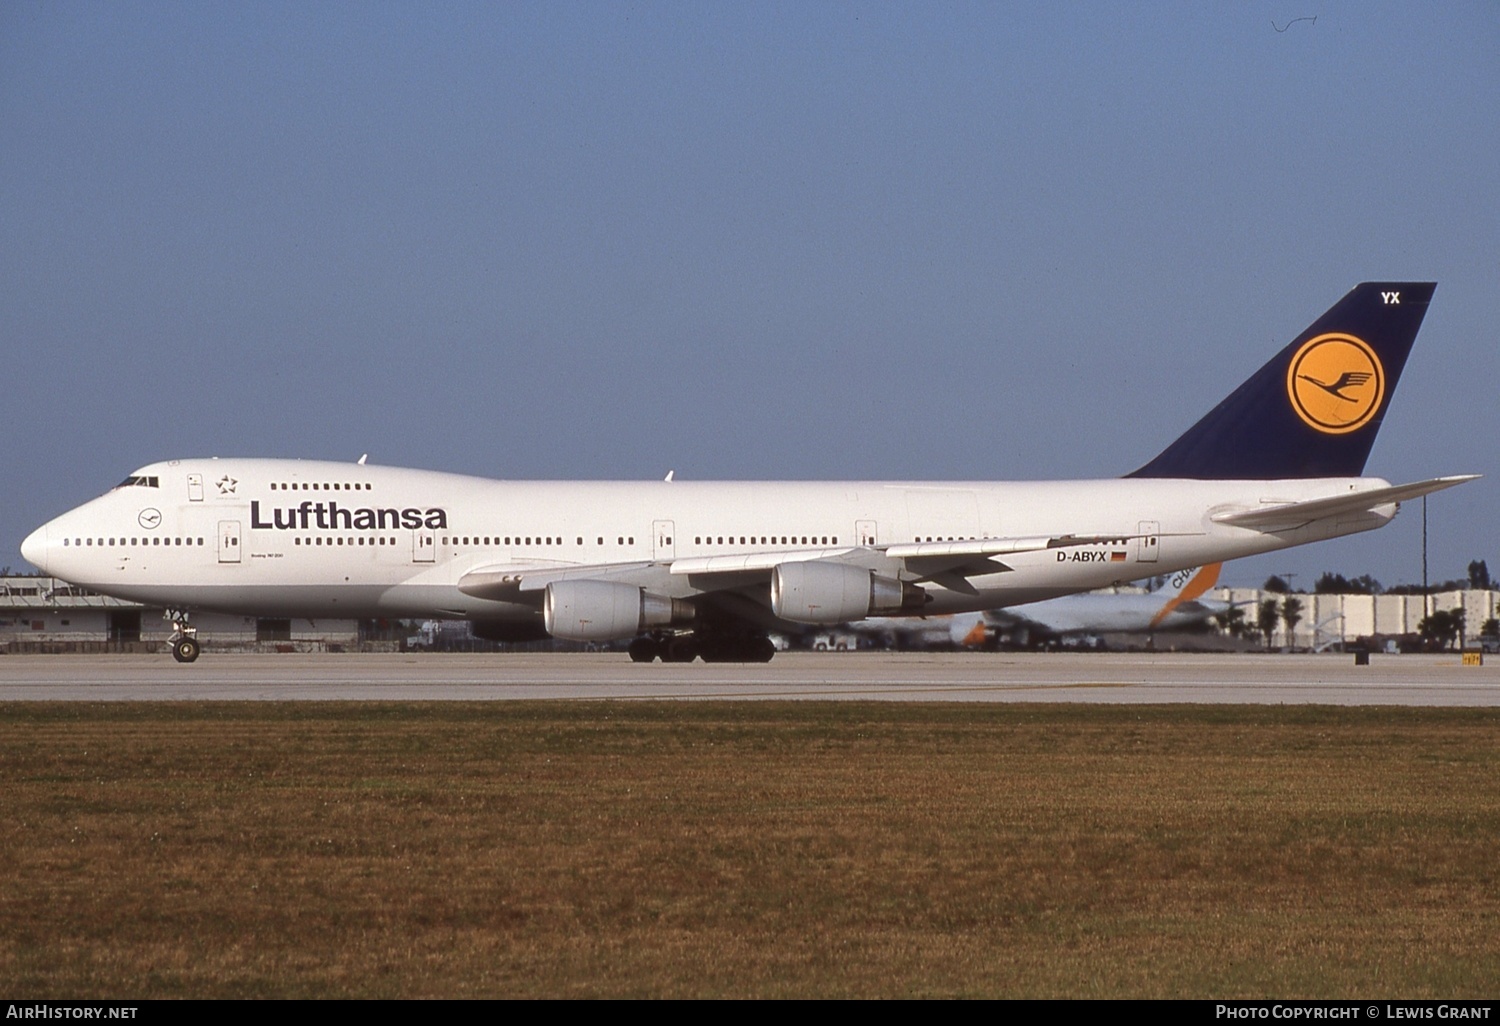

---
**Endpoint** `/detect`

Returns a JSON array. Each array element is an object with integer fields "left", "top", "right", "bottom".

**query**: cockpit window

[{"left": 114, "top": 475, "right": 160, "bottom": 489}]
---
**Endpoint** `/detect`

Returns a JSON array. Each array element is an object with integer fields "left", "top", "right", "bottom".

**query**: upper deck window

[{"left": 113, "top": 475, "right": 159, "bottom": 489}]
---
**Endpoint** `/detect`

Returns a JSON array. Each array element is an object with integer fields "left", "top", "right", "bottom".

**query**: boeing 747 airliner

[{"left": 21, "top": 283, "right": 1476, "bottom": 663}]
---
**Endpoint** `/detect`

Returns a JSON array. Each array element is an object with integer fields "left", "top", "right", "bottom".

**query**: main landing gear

[
  {"left": 165, "top": 609, "right": 201, "bottom": 663},
  {"left": 628, "top": 632, "right": 776, "bottom": 664}
]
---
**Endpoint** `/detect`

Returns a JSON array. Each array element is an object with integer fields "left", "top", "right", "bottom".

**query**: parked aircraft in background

[
  {"left": 846, "top": 563, "right": 1228, "bottom": 649},
  {"left": 21, "top": 283, "right": 1476, "bottom": 663},
  {"left": 993, "top": 562, "right": 1228, "bottom": 642}
]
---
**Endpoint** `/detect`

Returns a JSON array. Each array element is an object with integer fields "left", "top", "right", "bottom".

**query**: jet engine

[
  {"left": 770, "top": 561, "right": 926, "bottom": 624},
  {"left": 543, "top": 580, "right": 694, "bottom": 642}
]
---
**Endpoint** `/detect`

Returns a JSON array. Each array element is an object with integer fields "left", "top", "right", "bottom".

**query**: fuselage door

[
  {"left": 218, "top": 520, "right": 241, "bottom": 564},
  {"left": 412, "top": 531, "right": 435, "bottom": 563},
  {"left": 188, "top": 474, "right": 204, "bottom": 502},
  {"left": 856, "top": 519, "right": 879, "bottom": 547},
  {"left": 1137, "top": 521, "right": 1160, "bottom": 564},
  {"left": 653, "top": 520, "right": 675, "bottom": 562}
]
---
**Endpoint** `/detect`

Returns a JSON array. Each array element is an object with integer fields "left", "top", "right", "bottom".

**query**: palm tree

[
  {"left": 1257, "top": 598, "right": 1280, "bottom": 651},
  {"left": 1280, "top": 596, "right": 1304, "bottom": 651}
]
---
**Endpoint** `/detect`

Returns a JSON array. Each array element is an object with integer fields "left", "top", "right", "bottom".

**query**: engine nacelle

[
  {"left": 543, "top": 580, "right": 692, "bottom": 642},
  {"left": 770, "top": 561, "right": 926, "bottom": 625}
]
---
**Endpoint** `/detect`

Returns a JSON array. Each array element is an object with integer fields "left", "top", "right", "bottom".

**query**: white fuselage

[{"left": 21, "top": 458, "right": 1398, "bottom": 628}]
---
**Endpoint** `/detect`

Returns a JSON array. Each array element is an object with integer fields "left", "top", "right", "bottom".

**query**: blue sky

[{"left": 3, "top": 2, "right": 1495, "bottom": 590}]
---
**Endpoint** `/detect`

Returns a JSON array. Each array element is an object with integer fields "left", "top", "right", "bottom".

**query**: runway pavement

[{"left": 0, "top": 650, "right": 1495, "bottom": 704}]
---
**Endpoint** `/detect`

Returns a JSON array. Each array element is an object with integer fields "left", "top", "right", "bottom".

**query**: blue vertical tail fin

[{"left": 1128, "top": 282, "right": 1435, "bottom": 479}]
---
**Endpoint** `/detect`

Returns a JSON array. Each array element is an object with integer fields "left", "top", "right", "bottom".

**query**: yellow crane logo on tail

[{"left": 1286, "top": 333, "right": 1385, "bottom": 435}]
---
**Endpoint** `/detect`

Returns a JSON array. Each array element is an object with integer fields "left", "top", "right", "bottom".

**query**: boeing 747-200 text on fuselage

[{"left": 21, "top": 283, "right": 1476, "bottom": 663}]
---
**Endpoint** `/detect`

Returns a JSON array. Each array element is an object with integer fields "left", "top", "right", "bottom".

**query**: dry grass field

[{"left": 1, "top": 702, "right": 1497, "bottom": 998}]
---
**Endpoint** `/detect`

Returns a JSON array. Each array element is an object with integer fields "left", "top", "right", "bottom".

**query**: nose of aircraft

[{"left": 21, "top": 523, "right": 49, "bottom": 572}]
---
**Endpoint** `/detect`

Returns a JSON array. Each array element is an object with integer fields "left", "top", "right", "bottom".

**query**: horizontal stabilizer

[{"left": 1211, "top": 475, "right": 1479, "bottom": 529}]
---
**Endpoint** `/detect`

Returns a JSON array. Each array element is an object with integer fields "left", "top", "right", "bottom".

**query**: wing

[
  {"left": 456, "top": 532, "right": 1144, "bottom": 606},
  {"left": 1211, "top": 475, "right": 1479, "bottom": 531}
]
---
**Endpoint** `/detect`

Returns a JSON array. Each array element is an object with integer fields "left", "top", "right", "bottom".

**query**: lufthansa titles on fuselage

[{"left": 249, "top": 499, "right": 447, "bottom": 532}]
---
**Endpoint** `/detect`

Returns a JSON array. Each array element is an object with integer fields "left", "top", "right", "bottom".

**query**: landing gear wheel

[
  {"left": 172, "top": 637, "right": 201, "bottom": 663},
  {"left": 628, "top": 638, "right": 660, "bottom": 663}
]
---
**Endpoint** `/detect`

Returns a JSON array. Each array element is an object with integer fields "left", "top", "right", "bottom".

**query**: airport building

[
  {"left": 3, "top": 574, "right": 1493, "bottom": 656},
  {"left": 1212, "top": 586, "right": 1500, "bottom": 651},
  {"left": 0, "top": 576, "right": 365, "bottom": 652}
]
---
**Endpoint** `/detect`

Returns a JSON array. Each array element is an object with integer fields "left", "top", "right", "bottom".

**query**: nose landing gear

[{"left": 165, "top": 609, "right": 201, "bottom": 663}]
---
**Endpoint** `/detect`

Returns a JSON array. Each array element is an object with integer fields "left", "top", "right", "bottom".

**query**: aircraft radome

[{"left": 21, "top": 282, "right": 1477, "bottom": 663}]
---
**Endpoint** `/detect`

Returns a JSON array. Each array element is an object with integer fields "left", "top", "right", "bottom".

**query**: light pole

[{"left": 1423, "top": 495, "right": 1431, "bottom": 619}]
